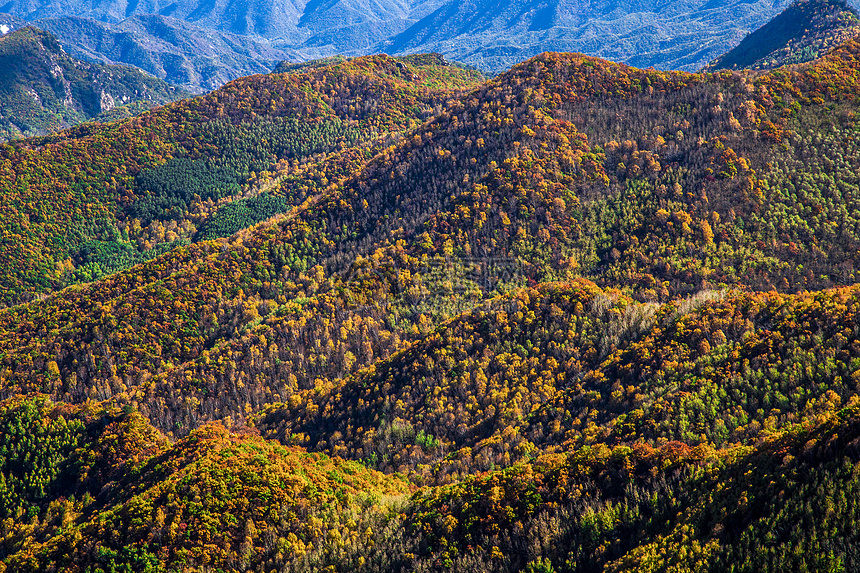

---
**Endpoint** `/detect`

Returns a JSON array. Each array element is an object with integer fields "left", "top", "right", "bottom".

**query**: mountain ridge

[{"left": 3, "top": 38, "right": 860, "bottom": 422}]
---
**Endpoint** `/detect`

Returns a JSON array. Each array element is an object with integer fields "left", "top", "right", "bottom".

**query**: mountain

[
  {"left": 0, "top": 26, "right": 185, "bottom": 139},
  {"left": 290, "top": 0, "right": 448, "bottom": 58},
  {"left": 4, "top": 20, "right": 860, "bottom": 573},
  {"left": 381, "top": 0, "right": 799, "bottom": 72},
  {"left": 706, "top": 0, "right": 860, "bottom": 71},
  {"left": 0, "top": 53, "right": 485, "bottom": 306},
  {"left": 5, "top": 0, "right": 860, "bottom": 84},
  {"left": 2, "top": 0, "right": 307, "bottom": 37},
  {"left": 4, "top": 0, "right": 860, "bottom": 75},
  {"left": 35, "top": 15, "right": 299, "bottom": 93},
  {"left": 0, "top": 12, "right": 26, "bottom": 34}
]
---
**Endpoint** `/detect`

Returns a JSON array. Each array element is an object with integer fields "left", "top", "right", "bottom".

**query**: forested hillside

[
  {"left": 3, "top": 2, "right": 860, "bottom": 569},
  {"left": 0, "top": 53, "right": 484, "bottom": 305}
]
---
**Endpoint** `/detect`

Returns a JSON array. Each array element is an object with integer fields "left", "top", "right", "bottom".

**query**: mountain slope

[
  {"left": 35, "top": 15, "right": 299, "bottom": 93},
  {"left": 0, "top": 53, "right": 484, "bottom": 306},
  {"left": 377, "top": 401, "right": 860, "bottom": 572},
  {"left": 0, "top": 26, "right": 184, "bottom": 139},
  {"left": 4, "top": 38, "right": 860, "bottom": 435},
  {"left": 289, "top": 0, "right": 451, "bottom": 58},
  {"left": 3, "top": 35, "right": 860, "bottom": 572},
  {"left": 706, "top": 0, "right": 860, "bottom": 71},
  {"left": 252, "top": 281, "right": 860, "bottom": 480}
]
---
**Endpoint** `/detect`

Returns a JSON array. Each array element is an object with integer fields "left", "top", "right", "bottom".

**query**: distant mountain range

[
  {"left": 3, "top": 0, "right": 306, "bottom": 37},
  {"left": 0, "top": 26, "right": 184, "bottom": 139},
  {"left": 3, "top": 0, "right": 860, "bottom": 84},
  {"left": 706, "top": 0, "right": 860, "bottom": 71},
  {"left": 35, "top": 15, "right": 299, "bottom": 93},
  {"left": 380, "top": 0, "right": 791, "bottom": 72}
]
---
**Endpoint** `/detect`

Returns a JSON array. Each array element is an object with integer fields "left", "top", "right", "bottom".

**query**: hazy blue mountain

[
  {"left": 294, "top": 0, "right": 447, "bottom": 57},
  {"left": 36, "top": 15, "right": 298, "bottom": 92},
  {"left": 705, "top": 0, "right": 860, "bottom": 71},
  {"left": 7, "top": 0, "right": 860, "bottom": 84},
  {"left": 381, "top": 0, "right": 803, "bottom": 72},
  {"left": 0, "top": 12, "right": 26, "bottom": 34},
  {"left": 290, "top": 0, "right": 859, "bottom": 71},
  {"left": 0, "top": 26, "right": 184, "bottom": 139},
  {"left": 3, "top": 0, "right": 306, "bottom": 37},
  {"left": 0, "top": 0, "right": 434, "bottom": 39}
]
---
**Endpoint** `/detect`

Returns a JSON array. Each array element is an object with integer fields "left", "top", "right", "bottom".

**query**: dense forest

[
  {"left": 3, "top": 0, "right": 860, "bottom": 570},
  {"left": 0, "top": 52, "right": 485, "bottom": 306}
]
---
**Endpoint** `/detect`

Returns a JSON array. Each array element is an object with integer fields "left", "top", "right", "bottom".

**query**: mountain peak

[{"left": 706, "top": 0, "right": 860, "bottom": 71}]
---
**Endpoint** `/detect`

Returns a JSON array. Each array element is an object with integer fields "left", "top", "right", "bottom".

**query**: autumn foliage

[{"left": 1, "top": 20, "right": 860, "bottom": 572}]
